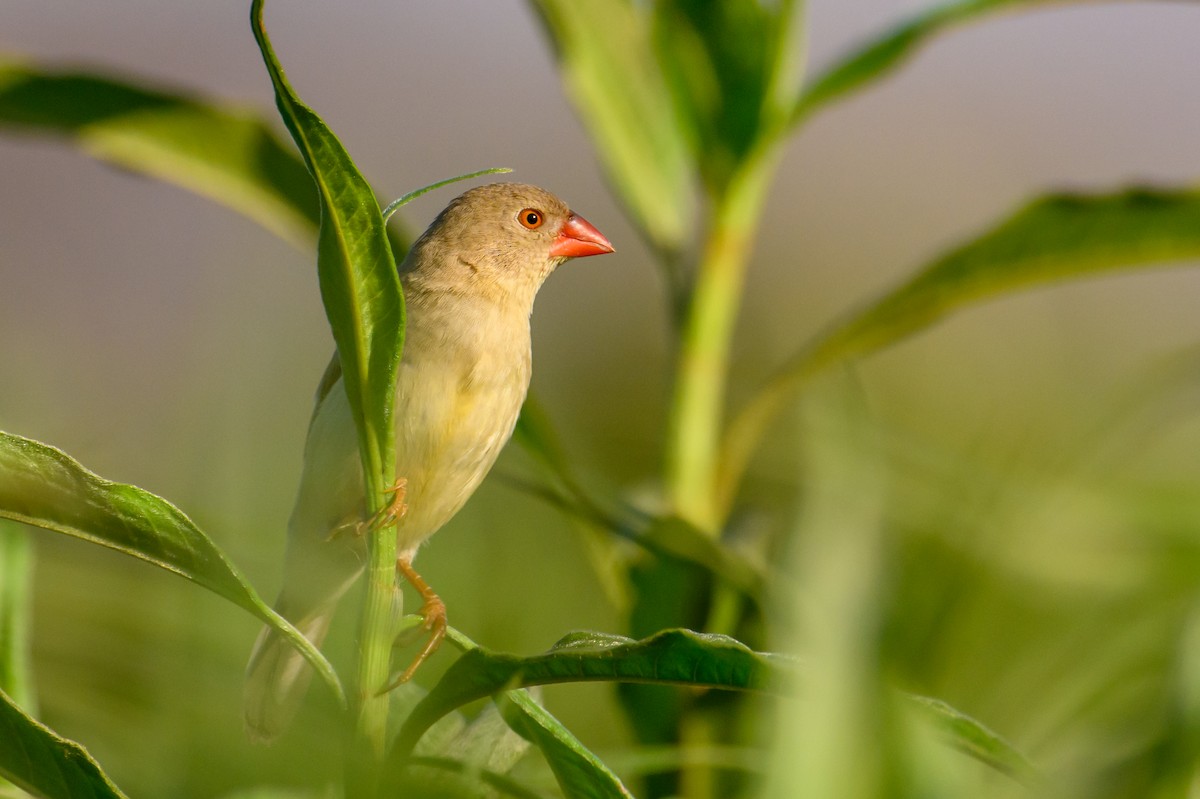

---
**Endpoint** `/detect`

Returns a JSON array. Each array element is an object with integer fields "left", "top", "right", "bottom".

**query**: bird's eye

[{"left": 518, "top": 208, "right": 543, "bottom": 230}]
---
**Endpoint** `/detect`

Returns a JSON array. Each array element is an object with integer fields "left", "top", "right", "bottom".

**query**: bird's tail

[{"left": 243, "top": 603, "right": 336, "bottom": 744}]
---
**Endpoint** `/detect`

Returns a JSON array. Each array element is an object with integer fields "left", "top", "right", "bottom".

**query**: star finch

[{"left": 244, "top": 182, "right": 613, "bottom": 741}]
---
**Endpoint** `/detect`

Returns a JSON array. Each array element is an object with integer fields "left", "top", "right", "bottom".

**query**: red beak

[{"left": 549, "top": 213, "right": 614, "bottom": 259}]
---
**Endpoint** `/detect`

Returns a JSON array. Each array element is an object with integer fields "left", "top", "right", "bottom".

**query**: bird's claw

[
  {"left": 323, "top": 480, "right": 407, "bottom": 542},
  {"left": 369, "top": 477, "right": 409, "bottom": 531},
  {"left": 379, "top": 557, "right": 447, "bottom": 694}
]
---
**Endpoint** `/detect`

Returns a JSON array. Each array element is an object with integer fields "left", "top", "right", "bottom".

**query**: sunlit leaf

[
  {"left": 392, "top": 629, "right": 786, "bottom": 757},
  {"left": 792, "top": 0, "right": 1075, "bottom": 127},
  {"left": 720, "top": 185, "right": 1200, "bottom": 513},
  {"left": 251, "top": 0, "right": 406, "bottom": 758},
  {"left": 387, "top": 696, "right": 537, "bottom": 797},
  {"left": 908, "top": 693, "right": 1037, "bottom": 782},
  {"left": 381, "top": 166, "right": 512, "bottom": 221},
  {"left": 653, "top": 0, "right": 802, "bottom": 189},
  {"left": 384, "top": 630, "right": 632, "bottom": 798},
  {"left": 813, "top": 187, "right": 1200, "bottom": 363},
  {"left": 0, "top": 431, "right": 344, "bottom": 706},
  {"left": 0, "top": 57, "right": 413, "bottom": 261},
  {"left": 496, "top": 691, "right": 633, "bottom": 799},
  {"left": 399, "top": 756, "right": 549, "bottom": 799},
  {"left": 250, "top": 0, "right": 403, "bottom": 504},
  {"left": 0, "top": 689, "right": 129, "bottom": 799},
  {"left": 209, "top": 789, "right": 333, "bottom": 799},
  {"left": 529, "top": 0, "right": 694, "bottom": 254},
  {"left": 0, "top": 57, "right": 317, "bottom": 249}
]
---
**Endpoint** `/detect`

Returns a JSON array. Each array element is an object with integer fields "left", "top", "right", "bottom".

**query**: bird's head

[{"left": 401, "top": 182, "right": 614, "bottom": 305}]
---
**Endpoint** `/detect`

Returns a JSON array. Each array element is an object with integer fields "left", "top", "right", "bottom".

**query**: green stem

[
  {"left": 343, "top": 425, "right": 399, "bottom": 796},
  {"left": 665, "top": 154, "right": 777, "bottom": 533},
  {"left": 348, "top": 484, "right": 399, "bottom": 796},
  {"left": 357, "top": 534, "right": 399, "bottom": 734},
  {"left": 0, "top": 521, "right": 34, "bottom": 713}
]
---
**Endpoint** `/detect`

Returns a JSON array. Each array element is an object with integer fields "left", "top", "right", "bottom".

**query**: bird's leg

[{"left": 381, "top": 556, "right": 447, "bottom": 692}]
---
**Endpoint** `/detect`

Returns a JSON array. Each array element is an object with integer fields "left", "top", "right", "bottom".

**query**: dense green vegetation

[{"left": 2, "top": 2, "right": 1199, "bottom": 797}]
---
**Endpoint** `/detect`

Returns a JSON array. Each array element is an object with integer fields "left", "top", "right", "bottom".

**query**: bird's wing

[{"left": 309, "top": 351, "right": 343, "bottom": 428}]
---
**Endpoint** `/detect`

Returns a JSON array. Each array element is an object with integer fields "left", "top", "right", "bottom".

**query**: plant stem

[
  {"left": 347, "top": 479, "right": 400, "bottom": 796},
  {"left": 357, "top": 539, "right": 399, "bottom": 737},
  {"left": 665, "top": 154, "right": 777, "bottom": 533},
  {"left": 0, "top": 522, "right": 35, "bottom": 713}
]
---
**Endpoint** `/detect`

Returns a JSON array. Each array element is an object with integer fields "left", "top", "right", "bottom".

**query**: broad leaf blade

[
  {"left": 512, "top": 395, "right": 580, "bottom": 494},
  {"left": 0, "top": 431, "right": 344, "bottom": 705},
  {"left": 393, "top": 629, "right": 785, "bottom": 756},
  {"left": 497, "top": 691, "right": 633, "bottom": 799},
  {"left": 652, "top": 0, "right": 803, "bottom": 190},
  {"left": 791, "top": 0, "right": 1075, "bottom": 127},
  {"left": 0, "top": 689, "right": 129, "bottom": 799},
  {"left": 387, "top": 692, "right": 631, "bottom": 799},
  {"left": 720, "top": 185, "right": 1200, "bottom": 512},
  {"left": 529, "top": 0, "right": 694, "bottom": 254},
  {"left": 250, "top": 0, "right": 403, "bottom": 499},
  {"left": 399, "top": 756, "right": 548, "bottom": 799},
  {"left": 0, "top": 58, "right": 318, "bottom": 249},
  {"left": 810, "top": 187, "right": 1200, "bottom": 366},
  {"left": 511, "top": 395, "right": 633, "bottom": 532},
  {"left": 907, "top": 693, "right": 1037, "bottom": 782},
  {"left": 640, "top": 516, "right": 763, "bottom": 601}
]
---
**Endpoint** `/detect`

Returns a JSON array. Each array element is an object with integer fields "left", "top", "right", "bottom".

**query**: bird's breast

[{"left": 390, "top": 299, "right": 532, "bottom": 550}]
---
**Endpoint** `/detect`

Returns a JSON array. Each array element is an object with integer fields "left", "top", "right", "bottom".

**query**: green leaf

[
  {"left": 907, "top": 693, "right": 1037, "bottom": 782},
  {"left": 400, "top": 756, "right": 549, "bottom": 799},
  {"left": 0, "top": 688, "right": 129, "bottom": 799},
  {"left": 0, "top": 56, "right": 414, "bottom": 261},
  {"left": 510, "top": 395, "right": 632, "bottom": 532},
  {"left": 720, "top": 185, "right": 1200, "bottom": 513},
  {"left": 792, "top": 0, "right": 1074, "bottom": 127},
  {"left": 381, "top": 167, "right": 513, "bottom": 221},
  {"left": 639, "top": 516, "right": 763, "bottom": 601},
  {"left": 0, "top": 431, "right": 344, "bottom": 706},
  {"left": 250, "top": 0, "right": 403, "bottom": 504},
  {"left": 513, "top": 402, "right": 763, "bottom": 598},
  {"left": 653, "top": 0, "right": 803, "bottom": 189},
  {"left": 215, "top": 790, "right": 328, "bottom": 799},
  {"left": 496, "top": 691, "right": 633, "bottom": 799},
  {"left": 250, "top": 0, "right": 404, "bottom": 759},
  {"left": 813, "top": 187, "right": 1200, "bottom": 364},
  {"left": 529, "top": 0, "right": 693, "bottom": 254},
  {"left": 392, "top": 629, "right": 785, "bottom": 757},
  {"left": 0, "top": 521, "right": 34, "bottom": 713},
  {"left": 384, "top": 630, "right": 632, "bottom": 798},
  {"left": 512, "top": 395, "right": 580, "bottom": 497},
  {"left": 0, "top": 57, "right": 318, "bottom": 250},
  {"left": 616, "top": 541, "right": 712, "bottom": 796}
]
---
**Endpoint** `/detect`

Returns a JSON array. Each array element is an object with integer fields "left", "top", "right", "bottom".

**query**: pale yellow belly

[{"left": 390, "top": 347, "right": 528, "bottom": 553}]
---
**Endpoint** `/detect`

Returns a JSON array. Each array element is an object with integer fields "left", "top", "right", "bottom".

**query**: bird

[{"left": 244, "top": 182, "right": 614, "bottom": 742}]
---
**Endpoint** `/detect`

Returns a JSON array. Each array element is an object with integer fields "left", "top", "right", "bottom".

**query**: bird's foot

[
  {"left": 380, "top": 557, "right": 447, "bottom": 693},
  {"left": 370, "top": 477, "right": 409, "bottom": 530},
  {"left": 324, "top": 479, "right": 407, "bottom": 542}
]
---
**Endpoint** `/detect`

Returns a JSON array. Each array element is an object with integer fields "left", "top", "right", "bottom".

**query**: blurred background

[{"left": 3, "top": 1, "right": 1200, "bottom": 797}]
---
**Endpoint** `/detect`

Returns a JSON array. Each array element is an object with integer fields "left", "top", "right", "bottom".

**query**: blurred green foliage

[{"left": 2, "top": 1, "right": 1200, "bottom": 798}]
